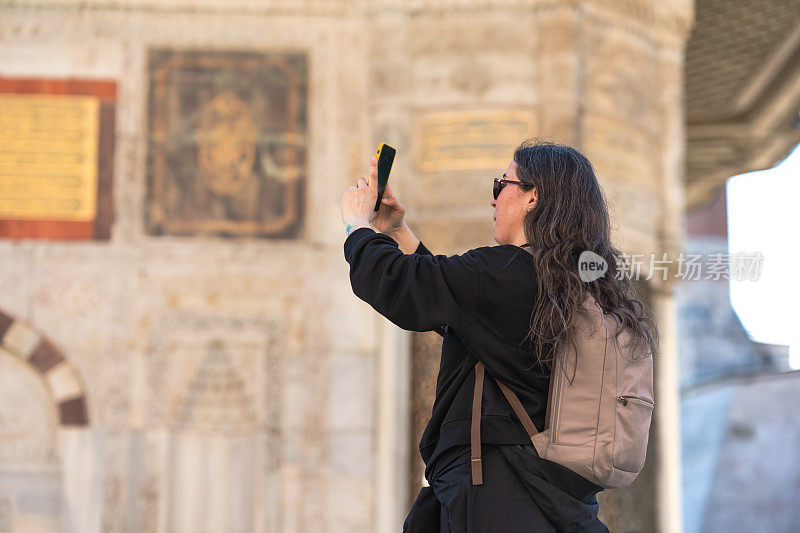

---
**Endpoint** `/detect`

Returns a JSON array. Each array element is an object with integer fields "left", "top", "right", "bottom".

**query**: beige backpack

[{"left": 470, "top": 295, "right": 654, "bottom": 489}]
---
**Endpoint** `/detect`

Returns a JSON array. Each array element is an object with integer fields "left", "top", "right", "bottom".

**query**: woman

[{"left": 340, "top": 139, "right": 659, "bottom": 532}]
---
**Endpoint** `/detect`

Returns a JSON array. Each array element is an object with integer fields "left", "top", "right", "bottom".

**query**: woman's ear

[{"left": 527, "top": 187, "right": 538, "bottom": 210}]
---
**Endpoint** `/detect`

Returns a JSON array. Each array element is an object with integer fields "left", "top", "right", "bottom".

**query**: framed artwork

[{"left": 146, "top": 50, "right": 307, "bottom": 239}]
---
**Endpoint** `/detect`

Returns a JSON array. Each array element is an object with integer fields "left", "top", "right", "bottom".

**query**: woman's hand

[
  {"left": 372, "top": 180, "right": 406, "bottom": 236},
  {"left": 341, "top": 157, "right": 379, "bottom": 227}
]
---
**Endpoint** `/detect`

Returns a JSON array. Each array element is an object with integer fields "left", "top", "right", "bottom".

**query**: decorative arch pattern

[{"left": 0, "top": 310, "right": 88, "bottom": 425}]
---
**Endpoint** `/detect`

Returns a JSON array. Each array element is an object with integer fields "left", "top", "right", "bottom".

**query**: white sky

[{"left": 726, "top": 142, "right": 800, "bottom": 369}]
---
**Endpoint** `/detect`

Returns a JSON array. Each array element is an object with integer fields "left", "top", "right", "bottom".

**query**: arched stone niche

[
  {"left": 0, "top": 310, "right": 89, "bottom": 427},
  {"left": 0, "top": 309, "right": 90, "bottom": 532}
]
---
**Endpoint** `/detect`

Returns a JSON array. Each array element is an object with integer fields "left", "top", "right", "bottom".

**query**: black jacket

[
  {"left": 344, "top": 227, "right": 551, "bottom": 478},
  {"left": 344, "top": 227, "right": 607, "bottom": 532}
]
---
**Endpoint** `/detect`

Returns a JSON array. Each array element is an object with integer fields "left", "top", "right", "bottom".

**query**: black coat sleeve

[
  {"left": 344, "top": 227, "right": 478, "bottom": 339},
  {"left": 414, "top": 240, "right": 447, "bottom": 337}
]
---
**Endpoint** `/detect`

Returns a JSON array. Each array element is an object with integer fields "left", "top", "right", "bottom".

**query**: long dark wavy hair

[{"left": 513, "top": 138, "right": 659, "bottom": 376}]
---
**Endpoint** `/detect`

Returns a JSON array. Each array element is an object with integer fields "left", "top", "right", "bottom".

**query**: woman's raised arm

[{"left": 387, "top": 220, "right": 421, "bottom": 254}]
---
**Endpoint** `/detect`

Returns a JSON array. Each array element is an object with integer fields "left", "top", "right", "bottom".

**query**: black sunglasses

[{"left": 493, "top": 175, "right": 525, "bottom": 200}]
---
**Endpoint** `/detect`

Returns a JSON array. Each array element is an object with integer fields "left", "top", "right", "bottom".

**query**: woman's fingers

[
  {"left": 369, "top": 157, "right": 378, "bottom": 185},
  {"left": 384, "top": 183, "right": 398, "bottom": 201}
]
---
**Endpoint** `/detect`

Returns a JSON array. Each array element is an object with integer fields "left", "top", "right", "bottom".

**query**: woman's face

[{"left": 489, "top": 160, "right": 537, "bottom": 246}]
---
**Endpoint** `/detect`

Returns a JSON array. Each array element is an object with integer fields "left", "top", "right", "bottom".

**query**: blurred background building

[{"left": 0, "top": 0, "right": 798, "bottom": 532}]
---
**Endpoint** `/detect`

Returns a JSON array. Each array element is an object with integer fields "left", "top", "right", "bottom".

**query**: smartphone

[{"left": 374, "top": 143, "right": 396, "bottom": 211}]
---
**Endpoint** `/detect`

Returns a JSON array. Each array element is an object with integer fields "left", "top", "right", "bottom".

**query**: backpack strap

[
  {"left": 494, "top": 378, "right": 540, "bottom": 442},
  {"left": 470, "top": 361, "right": 541, "bottom": 486},
  {"left": 471, "top": 361, "right": 485, "bottom": 485}
]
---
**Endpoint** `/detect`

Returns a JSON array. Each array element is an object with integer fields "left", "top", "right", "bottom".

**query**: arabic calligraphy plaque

[{"left": 0, "top": 78, "right": 116, "bottom": 240}]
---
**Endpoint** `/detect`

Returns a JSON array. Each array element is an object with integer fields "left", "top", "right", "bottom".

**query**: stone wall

[
  {"left": 0, "top": 1, "right": 693, "bottom": 531},
  {"left": 0, "top": 3, "right": 378, "bottom": 531},
  {"left": 681, "top": 370, "right": 800, "bottom": 533}
]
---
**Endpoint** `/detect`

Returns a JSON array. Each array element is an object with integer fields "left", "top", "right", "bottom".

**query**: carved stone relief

[{"left": 146, "top": 312, "right": 284, "bottom": 433}]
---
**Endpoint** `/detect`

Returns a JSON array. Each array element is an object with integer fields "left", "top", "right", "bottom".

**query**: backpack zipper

[
  {"left": 617, "top": 395, "right": 654, "bottom": 407},
  {"left": 550, "top": 365, "right": 565, "bottom": 443}
]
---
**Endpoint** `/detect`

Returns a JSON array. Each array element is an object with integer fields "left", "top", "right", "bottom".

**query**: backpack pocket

[{"left": 612, "top": 395, "right": 653, "bottom": 473}]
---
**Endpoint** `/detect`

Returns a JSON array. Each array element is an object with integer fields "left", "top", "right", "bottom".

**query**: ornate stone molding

[
  {"left": 0, "top": 0, "right": 691, "bottom": 26},
  {"left": 0, "top": 310, "right": 89, "bottom": 425}
]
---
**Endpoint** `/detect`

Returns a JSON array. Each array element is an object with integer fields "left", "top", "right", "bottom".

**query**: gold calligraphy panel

[
  {"left": 416, "top": 110, "right": 538, "bottom": 172},
  {"left": 0, "top": 94, "right": 99, "bottom": 221},
  {"left": 146, "top": 50, "right": 307, "bottom": 239}
]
